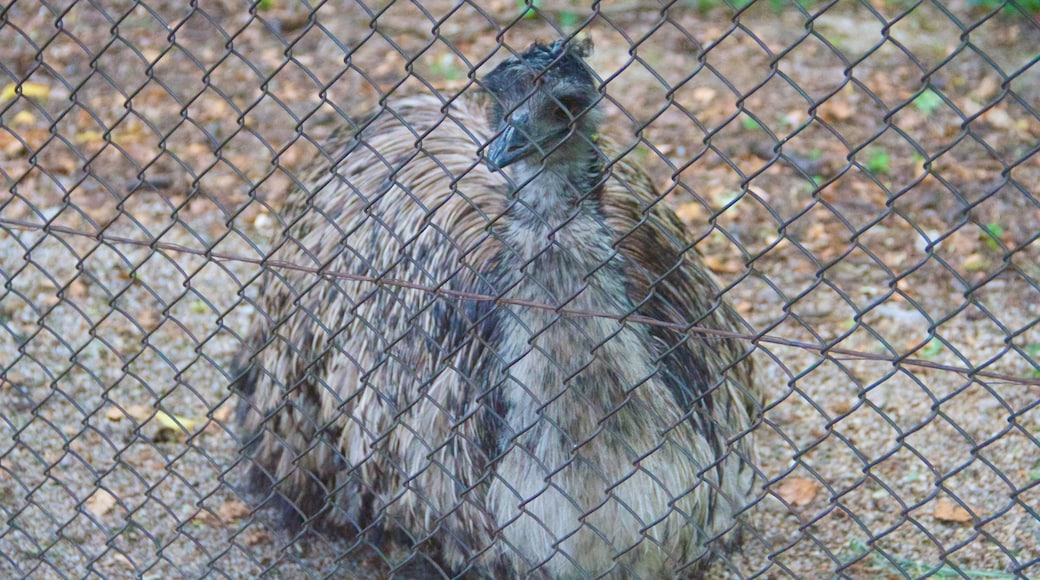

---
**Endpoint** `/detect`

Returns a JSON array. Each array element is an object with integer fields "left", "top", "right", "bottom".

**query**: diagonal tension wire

[{"left": 3, "top": 215, "right": 1038, "bottom": 388}]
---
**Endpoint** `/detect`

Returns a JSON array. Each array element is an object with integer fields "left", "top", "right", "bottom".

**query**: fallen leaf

[
  {"left": 776, "top": 477, "right": 817, "bottom": 507},
  {"left": 217, "top": 499, "right": 251, "bottom": 522},
  {"left": 244, "top": 529, "right": 273, "bottom": 546},
  {"left": 109, "top": 553, "right": 134, "bottom": 570},
  {"left": 691, "top": 87, "right": 717, "bottom": 105},
  {"left": 124, "top": 404, "right": 152, "bottom": 422},
  {"left": 982, "top": 107, "right": 1012, "bottom": 130},
  {"left": 0, "top": 131, "right": 20, "bottom": 155},
  {"left": 155, "top": 409, "right": 197, "bottom": 432},
  {"left": 703, "top": 255, "right": 743, "bottom": 274},
  {"left": 67, "top": 280, "right": 88, "bottom": 300},
  {"left": 734, "top": 300, "right": 752, "bottom": 316},
  {"left": 674, "top": 202, "right": 705, "bottom": 223},
  {"left": 830, "top": 398, "right": 854, "bottom": 414},
  {"left": 74, "top": 130, "right": 106, "bottom": 146},
  {"left": 212, "top": 404, "right": 233, "bottom": 423},
  {"left": 0, "top": 82, "right": 51, "bottom": 103},
  {"left": 974, "top": 75, "right": 999, "bottom": 101},
  {"left": 934, "top": 499, "right": 972, "bottom": 523},
  {"left": 11, "top": 110, "right": 36, "bottom": 126},
  {"left": 962, "top": 253, "right": 988, "bottom": 272},
  {"left": 136, "top": 309, "right": 160, "bottom": 331},
  {"left": 86, "top": 489, "right": 117, "bottom": 517},
  {"left": 820, "top": 98, "right": 853, "bottom": 123}
]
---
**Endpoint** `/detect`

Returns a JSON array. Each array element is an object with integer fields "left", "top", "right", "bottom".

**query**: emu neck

[
  {"left": 505, "top": 146, "right": 602, "bottom": 230},
  {"left": 498, "top": 149, "right": 620, "bottom": 312},
  {"left": 494, "top": 148, "right": 654, "bottom": 446}
]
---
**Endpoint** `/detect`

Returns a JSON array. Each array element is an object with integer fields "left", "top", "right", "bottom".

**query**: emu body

[{"left": 235, "top": 41, "right": 758, "bottom": 578}]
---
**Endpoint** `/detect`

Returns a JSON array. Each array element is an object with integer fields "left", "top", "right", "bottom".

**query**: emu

[{"left": 235, "top": 40, "right": 759, "bottom": 578}]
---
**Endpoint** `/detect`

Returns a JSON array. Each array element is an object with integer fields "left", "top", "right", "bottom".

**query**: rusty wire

[{"left": 0, "top": 215, "right": 1037, "bottom": 391}]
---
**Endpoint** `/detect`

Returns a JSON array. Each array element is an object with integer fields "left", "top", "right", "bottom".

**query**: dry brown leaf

[
  {"left": 830, "top": 399, "right": 854, "bottom": 415},
  {"left": 124, "top": 405, "right": 152, "bottom": 422},
  {"left": 212, "top": 404, "right": 233, "bottom": 423},
  {"left": 217, "top": 499, "right": 251, "bottom": 522},
  {"left": 193, "top": 510, "right": 219, "bottom": 525},
  {"left": 109, "top": 553, "right": 134, "bottom": 570},
  {"left": 674, "top": 202, "right": 704, "bottom": 223},
  {"left": 703, "top": 255, "right": 743, "bottom": 274},
  {"left": 691, "top": 87, "right": 717, "bottom": 105},
  {"left": 934, "top": 499, "right": 972, "bottom": 523},
  {"left": 86, "top": 489, "right": 117, "bottom": 517},
  {"left": 67, "top": 280, "right": 88, "bottom": 300},
  {"left": 806, "top": 222, "right": 829, "bottom": 244},
  {"left": 1, "top": 371, "right": 26, "bottom": 390},
  {"left": 0, "top": 131, "right": 21, "bottom": 156},
  {"left": 136, "top": 309, "right": 160, "bottom": 332},
  {"left": 244, "top": 529, "right": 273, "bottom": 546},
  {"left": 820, "top": 99, "right": 853, "bottom": 123},
  {"left": 104, "top": 406, "right": 125, "bottom": 422},
  {"left": 776, "top": 477, "right": 817, "bottom": 507}
]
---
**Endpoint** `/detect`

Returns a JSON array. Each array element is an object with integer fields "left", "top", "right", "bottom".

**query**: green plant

[
  {"left": 741, "top": 115, "right": 761, "bottom": 130},
  {"left": 519, "top": 0, "right": 542, "bottom": 19},
  {"left": 921, "top": 337, "right": 943, "bottom": 358},
  {"left": 558, "top": 10, "right": 580, "bottom": 29},
  {"left": 981, "top": 222, "right": 1005, "bottom": 251},
  {"left": 969, "top": 0, "right": 1040, "bottom": 14},
  {"left": 913, "top": 89, "right": 944, "bottom": 116},
  {"left": 865, "top": 148, "right": 890, "bottom": 175}
]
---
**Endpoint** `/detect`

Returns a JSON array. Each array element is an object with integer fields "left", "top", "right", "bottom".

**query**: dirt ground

[{"left": 0, "top": 0, "right": 1038, "bottom": 578}]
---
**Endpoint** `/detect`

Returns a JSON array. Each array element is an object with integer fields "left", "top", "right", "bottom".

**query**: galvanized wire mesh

[{"left": 0, "top": 0, "right": 1038, "bottom": 578}]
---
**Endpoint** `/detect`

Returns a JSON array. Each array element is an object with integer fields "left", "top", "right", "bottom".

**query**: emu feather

[{"left": 235, "top": 40, "right": 759, "bottom": 578}]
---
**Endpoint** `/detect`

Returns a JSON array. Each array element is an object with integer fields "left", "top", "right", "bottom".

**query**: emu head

[{"left": 482, "top": 40, "right": 602, "bottom": 174}]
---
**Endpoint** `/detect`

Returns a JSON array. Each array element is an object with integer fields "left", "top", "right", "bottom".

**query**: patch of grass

[
  {"left": 518, "top": 0, "right": 542, "bottom": 20},
  {"left": 741, "top": 115, "right": 762, "bottom": 130},
  {"left": 1027, "top": 344, "right": 1040, "bottom": 379},
  {"left": 913, "top": 89, "right": 944, "bottom": 116},
  {"left": 558, "top": 10, "right": 580, "bottom": 30},
  {"left": 921, "top": 337, "right": 943, "bottom": 358},
  {"left": 429, "top": 53, "right": 463, "bottom": 82},
  {"left": 981, "top": 222, "right": 1005, "bottom": 251},
  {"left": 969, "top": 0, "right": 1040, "bottom": 14},
  {"left": 864, "top": 148, "right": 891, "bottom": 175}
]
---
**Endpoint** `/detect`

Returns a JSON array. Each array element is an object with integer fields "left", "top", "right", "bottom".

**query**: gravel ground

[{"left": 0, "top": 1, "right": 1038, "bottom": 578}]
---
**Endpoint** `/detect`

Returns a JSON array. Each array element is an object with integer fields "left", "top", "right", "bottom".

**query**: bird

[{"left": 233, "top": 39, "right": 760, "bottom": 578}]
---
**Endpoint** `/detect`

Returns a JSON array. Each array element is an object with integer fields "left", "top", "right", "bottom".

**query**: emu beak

[
  {"left": 485, "top": 117, "right": 570, "bottom": 172},
  {"left": 485, "top": 122, "right": 533, "bottom": 172}
]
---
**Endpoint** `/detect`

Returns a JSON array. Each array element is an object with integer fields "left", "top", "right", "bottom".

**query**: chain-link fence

[{"left": 0, "top": 1, "right": 1037, "bottom": 578}]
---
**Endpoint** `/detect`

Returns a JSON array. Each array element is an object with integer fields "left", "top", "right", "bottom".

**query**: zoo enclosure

[{"left": 0, "top": 0, "right": 1038, "bottom": 578}]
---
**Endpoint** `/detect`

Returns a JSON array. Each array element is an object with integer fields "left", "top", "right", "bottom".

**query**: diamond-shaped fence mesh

[{"left": 0, "top": 1, "right": 1038, "bottom": 578}]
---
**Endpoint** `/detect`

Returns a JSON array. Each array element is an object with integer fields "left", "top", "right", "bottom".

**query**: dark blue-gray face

[{"left": 482, "top": 40, "right": 601, "bottom": 172}]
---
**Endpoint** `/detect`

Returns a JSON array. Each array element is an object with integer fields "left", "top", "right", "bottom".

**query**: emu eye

[{"left": 551, "top": 95, "right": 585, "bottom": 124}]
